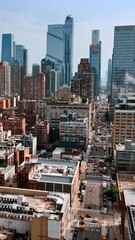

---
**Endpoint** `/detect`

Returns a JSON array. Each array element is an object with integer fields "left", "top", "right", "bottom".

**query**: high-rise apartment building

[
  {"left": 15, "top": 45, "right": 28, "bottom": 99},
  {"left": 46, "top": 15, "right": 73, "bottom": 87},
  {"left": 89, "top": 30, "right": 101, "bottom": 98},
  {"left": 23, "top": 76, "right": 33, "bottom": 100},
  {"left": 71, "top": 58, "right": 94, "bottom": 103},
  {"left": 50, "top": 69, "right": 60, "bottom": 97},
  {"left": 0, "top": 61, "right": 11, "bottom": 96},
  {"left": 23, "top": 73, "right": 45, "bottom": 100},
  {"left": 33, "top": 73, "right": 45, "bottom": 100},
  {"left": 112, "top": 25, "right": 135, "bottom": 104},
  {"left": 11, "top": 60, "right": 21, "bottom": 95},
  {"left": 112, "top": 94, "right": 135, "bottom": 150},
  {"left": 1, "top": 34, "right": 14, "bottom": 65}
]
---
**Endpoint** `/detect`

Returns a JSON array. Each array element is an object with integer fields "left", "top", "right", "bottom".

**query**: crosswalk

[
  {"left": 85, "top": 222, "right": 101, "bottom": 229},
  {"left": 87, "top": 182, "right": 101, "bottom": 187}
]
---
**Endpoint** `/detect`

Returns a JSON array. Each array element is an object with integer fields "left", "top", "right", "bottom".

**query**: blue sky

[{"left": 1, "top": 0, "right": 135, "bottom": 82}]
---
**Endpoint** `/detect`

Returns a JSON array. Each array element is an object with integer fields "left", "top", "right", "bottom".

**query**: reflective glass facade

[
  {"left": 1, "top": 33, "right": 14, "bottom": 65},
  {"left": 46, "top": 16, "right": 73, "bottom": 86},
  {"left": 112, "top": 26, "right": 135, "bottom": 104},
  {"left": 64, "top": 16, "right": 73, "bottom": 86},
  {"left": 89, "top": 30, "right": 101, "bottom": 98},
  {"left": 16, "top": 45, "right": 24, "bottom": 64}
]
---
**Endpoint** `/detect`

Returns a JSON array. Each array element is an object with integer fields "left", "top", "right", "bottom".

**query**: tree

[
  {"left": 105, "top": 156, "right": 113, "bottom": 164},
  {"left": 82, "top": 96, "right": 87, "bottom": 104},
  {"left": 48, "top": 97, "right": 57, "bottom": 104},
  {"left": 104, "top": 186, "right": 119, "bottom": 203}
]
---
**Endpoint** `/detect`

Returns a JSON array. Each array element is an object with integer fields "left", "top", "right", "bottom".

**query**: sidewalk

[
  {"left": 65, "top": 192, "right": 80, "bottom": 240},
  {"left": 64, "top": 162, "right": 86, "bottom": 239},
  {"left": 110, "top": 224, "right": 123, "bottom": 240}
]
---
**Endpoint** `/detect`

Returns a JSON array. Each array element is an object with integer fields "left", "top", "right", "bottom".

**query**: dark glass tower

[
  {"left": 107, "top": 58, "right": 112, "bottom": 94},
  {"left": 64, "top": 15, "right": 73, "bottom": 86},
  {"left": 1, "top": 33, "right": 14, "bottom": 65},
  {"left": 89, "top": 30, "right": 101, "bottom": 99},
  {"left": 46, "top": 15, "right": 73, "bottom": 87},
  {"left": 112, "top": 25, "right": 135, "bottom": 104}
]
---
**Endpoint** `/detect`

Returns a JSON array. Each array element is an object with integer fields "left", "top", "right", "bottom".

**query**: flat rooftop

[
  {"left": 124, "top": 189, "right": 135, "bottom": 206},
  {"left": 18, "top": 163, "right": 34, "bottom": 173},
  {"left": 0, "top": 189, "right": 69, "bottom": 221},
  {"left": 30, "top": 160, "right": 78, "bottom": 184},
  {"left": 39, "top": 175, "right": 73, "bottom": 183}
]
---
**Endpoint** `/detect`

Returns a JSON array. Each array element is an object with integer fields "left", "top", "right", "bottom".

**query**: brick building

[
  {"left": 0, "top": 116, "right": 26, "bottom": 135},
  {"left": 71, "top": 58, "right": 94, "bottom": 103}
]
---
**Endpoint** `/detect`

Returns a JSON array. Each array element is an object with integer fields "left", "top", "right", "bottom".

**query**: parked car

[
  {"left": 92, "top": 218, "right": 98, "bottom": 223},
  {"left": 85, "top": 213, "right": 91, "bottom": 218},
  {"left": 87, "top": 204, "right": 92, "bottom": 209}
]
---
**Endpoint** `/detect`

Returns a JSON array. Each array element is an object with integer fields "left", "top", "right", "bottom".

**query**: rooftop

[
  {"left": 30, "top": 159, "right": 78, "bottom": 183},
  {"left": 124, "top": 189, "right": 135, "bottom": 206},
  {"left": 39, "top": 175, "right": 73, "bottom": 183},
  {"left": 0, "top": 187, "right": 69, "bottom": 221},
  {"left": 18, "top": 163, "right": 34, "bottom": 173}
]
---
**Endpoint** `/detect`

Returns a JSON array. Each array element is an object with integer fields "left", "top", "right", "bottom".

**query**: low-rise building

[
  {"left": 52, "top": 147, "right": 82, "bottom": 161},
  {"left": 17, "top": 159, "right": 79, "bottom": 203},
  {"left": 35, "top": 159, "right": 79, "bottom": 203},
  {"left": 0, "top": 187, "right": 70, "bottom": 240},
  {"left": 10, "top": 134, "right": 37, "bottom": 155},
  {"left": 59, "top": 117, "right": 89, "bottom": 150},
  {"left": 117, "top": 174, "right": 135, "bottom": 240},
  {"left": 0, "top": 165, "right": 15, "bottom": 186}
]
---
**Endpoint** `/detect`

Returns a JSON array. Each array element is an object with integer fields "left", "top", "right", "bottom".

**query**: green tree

[
  {"left": 82, "top": 96, "right": 87, "bottom": 104},
  {"left": 105, "top": 156, "right": 113, "bottom": 164},
  {"left": 104, "top": 186, "right": 118, "bottom": 203},
  {"left": 48, "top": 97, "right": 57, "bottom": 104}
]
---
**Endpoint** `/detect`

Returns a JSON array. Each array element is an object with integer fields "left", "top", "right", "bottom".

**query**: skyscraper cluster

[
  {"left": 1, "top": 33, "right": 28, "bottom": 98},
  {"left": 1, "top": 17, "right": 135, "bottom": 105}
]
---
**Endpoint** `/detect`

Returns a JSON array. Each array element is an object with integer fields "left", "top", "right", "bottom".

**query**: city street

[
  {"left": 66, "top": 103, "right": 122, "bottom": 240},
  {"left": 84, "top": 181, "right": 101, "bottom": 210}
]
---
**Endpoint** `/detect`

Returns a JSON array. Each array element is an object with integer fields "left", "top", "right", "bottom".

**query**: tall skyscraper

[
  {"left": 107, "top": 59, "right": 112, "bottom": 94},
  {"left": 89, "top": 30, "right": 101, "bottom": 99},
  {"left": 32, "top": 64, "right": 40, "bottom": 77},
  {"left": 64, "top": 15, "right": 73, "bottom": 86},
  {"left": 11, "top": 60, "right": 21, "bottom": 95},
  {"left": 50, "top": 69, "right": 60, "bottom": 97},
  {"left": 1, "top": 34, "right": 14, "bottom": 65},
  {"left": 23, "top": 73, "right": 45, "bottom": 100},
  {"left": 0, "top": 61, "right": 11, "bottom": 96},
  {"left": 112, "top": 25, "right": 135, "bottom": 104},
  {"left": 46, "top": 15, "right": 73, "bottom": 87},
  {"left": 15, "top": 45, "right": 28, "bottom": 67},
  {"left": 71, "top": 58, "right": 94, "bottom": 103},
  {"left": 15, "top": 45, "right": 28, "bottom": 99}
]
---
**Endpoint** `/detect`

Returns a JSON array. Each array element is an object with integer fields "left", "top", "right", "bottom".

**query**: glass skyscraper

[
  {"left": 1, "top": 33, "right": 14, "bottom": 65},
  {"left": 64, "top": 15, "right": 73, "bottom": 86},
  {"left": 107, "top": 58, "right": 112, "bottom": 94},
  {"left": 89, "top": 30, "right": 101, "bottom": 98},
  {"left": 112, "top": 25, "right": 135, "bottom": 104},
  {"left": 46, "top": 15, "right": 73, "bottom": 86}
]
